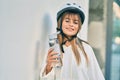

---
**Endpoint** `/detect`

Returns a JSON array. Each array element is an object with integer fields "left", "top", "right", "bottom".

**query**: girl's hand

[{"left": 46, "top": 48, "right": 58, "bottom": 74}]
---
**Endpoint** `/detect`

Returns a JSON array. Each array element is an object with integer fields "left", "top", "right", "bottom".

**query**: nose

[{"left": 69, "top": 21, "right": 74, "bottom": 27}]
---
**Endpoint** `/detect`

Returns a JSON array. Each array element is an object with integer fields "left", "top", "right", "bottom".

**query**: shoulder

[
  {"left": 77, "top": 37, "right": 91, "bottom": 48},
  {"left": 77, "top": 37, "right": 89, "bottom": 44},
  {"left": 77, "top": 37, "right": 94, "bottom": 54},
  {"left": 82, "top": 42, "right": 93, "bottom": 53}
]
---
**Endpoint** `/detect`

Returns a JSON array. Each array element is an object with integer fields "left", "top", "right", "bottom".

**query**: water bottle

[{"left": 48, "top": 31, "right": 62, "bottom": 68}]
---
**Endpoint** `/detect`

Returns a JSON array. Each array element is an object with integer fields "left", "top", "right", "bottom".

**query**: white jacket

[{"left": 39, "top": 42, "right": 105, "bottom": 80}]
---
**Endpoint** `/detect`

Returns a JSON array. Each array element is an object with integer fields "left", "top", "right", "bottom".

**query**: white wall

[
  {"left": 0, "top": 0, "right": 41, "bottom": 80},
  {"left": 0, "top": 0, "right": 89, "bottom": 80}
]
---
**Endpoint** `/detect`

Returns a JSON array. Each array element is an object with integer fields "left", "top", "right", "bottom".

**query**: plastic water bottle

[{"left": 48, "top": 31, "right": 62, "bottom": 68}]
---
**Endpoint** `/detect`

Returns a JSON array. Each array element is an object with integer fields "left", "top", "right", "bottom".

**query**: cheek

[
  {"left": 75, "top": 26, "right": 80, "bottom": 32},
  {"left": 62, "top": 27, "right": 66, "bottom": 33},
  {"left": 61, "top": 23, "right": 66, "bottom": 30}
]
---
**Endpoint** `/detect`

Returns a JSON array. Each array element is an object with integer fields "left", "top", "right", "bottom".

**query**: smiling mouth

[{"left": 66, "top": 28, "right": 74, "bottom": 31}]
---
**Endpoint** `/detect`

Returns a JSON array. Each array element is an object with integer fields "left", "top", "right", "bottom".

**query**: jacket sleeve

[
  {"left": 84, "top": 43, "right": 105, "bottom": 80},
  {"left": 39, "top": 64, "right": 55, "bottom": 80}
]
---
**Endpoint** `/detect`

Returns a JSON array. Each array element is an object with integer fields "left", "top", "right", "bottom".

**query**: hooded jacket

[{"left": 39, "top": 42, "right": 105, "bottom": 80}]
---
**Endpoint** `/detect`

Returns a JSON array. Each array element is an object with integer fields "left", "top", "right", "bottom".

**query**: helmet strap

[{"left": 57, "top": 18, "right": 78, "bottom": 53}]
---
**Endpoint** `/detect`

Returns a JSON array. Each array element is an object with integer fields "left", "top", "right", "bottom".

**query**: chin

[
  {"left": 66, "top": 33, "right": 76, "bottom": 37},
  {"left": 64, "top": 31, "right": 77, "bottom": 36}
]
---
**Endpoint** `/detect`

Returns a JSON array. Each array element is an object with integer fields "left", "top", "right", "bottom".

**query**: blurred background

[{"left": 0, "top": 0, "right": 120, "bottom": 80}]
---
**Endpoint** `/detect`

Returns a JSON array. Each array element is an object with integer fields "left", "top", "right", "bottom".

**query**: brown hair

[{"left": 57, "top": 12, "right": 89, "bottom": 65}]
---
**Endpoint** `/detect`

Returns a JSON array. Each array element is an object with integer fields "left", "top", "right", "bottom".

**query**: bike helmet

[
  {"left": 114, "top": 0, "right": 120, "bottom": 6},
  {"left": 57, "top": 3, "right": 85, "bottom": 24}
]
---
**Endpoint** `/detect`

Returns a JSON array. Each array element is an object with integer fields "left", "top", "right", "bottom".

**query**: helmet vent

[
  {"left": 67, "top": 3, "right": 71, "bottom": 5},
  {"left": 73, "top": 3, "right": 76, "bottom": 5},
  {"left": 79, "top": 6, "right": 81, "bottom": 8}
]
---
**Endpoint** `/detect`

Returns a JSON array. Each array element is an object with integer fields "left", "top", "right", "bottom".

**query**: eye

[
  {"left": 65, "top": 19, "right": 69, "bottom": 22},
  {"left": 74, "top": 21, "right": 78, "bottom": 24}
]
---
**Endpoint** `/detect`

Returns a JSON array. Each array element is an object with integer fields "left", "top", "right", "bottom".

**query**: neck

[{"left": 65, "top": 41, "right": 71, "bottom": 47}]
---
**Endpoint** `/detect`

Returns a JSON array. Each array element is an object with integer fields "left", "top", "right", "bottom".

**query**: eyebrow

[
  {"left": 65, "top": 18, "right": 70, "bottom": 20},
  {"left": 74, "top": 20, "right": 79, "bottom": 21},
  {"left": 65, "top": 18, "right": 79, "bottom": 21}
]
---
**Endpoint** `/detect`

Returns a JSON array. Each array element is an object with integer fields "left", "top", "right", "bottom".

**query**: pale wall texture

[{"left": 0, "top": 0, "right": 89, "bottom": 80}]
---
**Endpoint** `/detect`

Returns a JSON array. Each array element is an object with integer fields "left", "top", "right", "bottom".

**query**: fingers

[
  {"left": 47, "top": 48, "right": 59, "bottom": 65},
  {"left": 48, "top": 48, "right": 58, "bottom": 57},
  {"left": 48, "top": 48, "right": 54, "bottom": 54},
  {"left": 47, "top": 59, "right": 59, "bottom": 64}
]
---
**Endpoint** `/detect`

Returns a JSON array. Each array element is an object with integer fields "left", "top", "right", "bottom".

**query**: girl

[{"left": 40, "top": 3, "right": 105, "bottom": 80}]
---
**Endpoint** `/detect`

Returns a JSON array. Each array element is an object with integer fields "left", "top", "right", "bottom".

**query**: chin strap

[
  {"left": 56, "top": 17, "right": 78, "bottom": 53},
  {"left": 57, "top": 27, "right": 77, "bottom": 53}
]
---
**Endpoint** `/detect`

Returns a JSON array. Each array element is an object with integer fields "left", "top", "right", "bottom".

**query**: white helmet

[{"left": 57, "top": 3, "right": 85, "bottom": 24}]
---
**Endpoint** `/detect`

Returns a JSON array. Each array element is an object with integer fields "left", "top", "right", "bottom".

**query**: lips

[{"left": 66, "top": 28, "right": 74, "bottom": 31}]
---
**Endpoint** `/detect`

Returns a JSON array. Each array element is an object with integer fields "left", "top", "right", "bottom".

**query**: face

[{"left": 62, "top": 13, "right": 81, "bottom": 37}]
